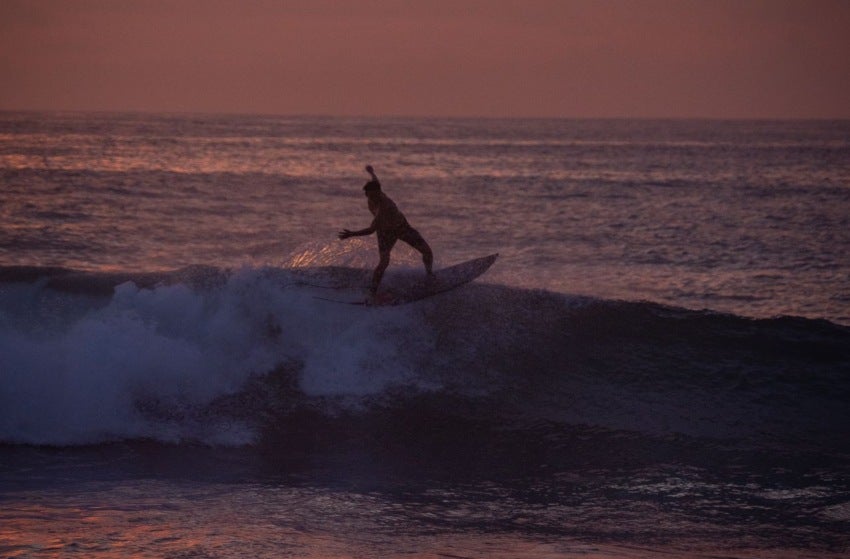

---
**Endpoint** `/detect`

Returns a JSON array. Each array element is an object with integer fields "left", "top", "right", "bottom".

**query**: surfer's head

[{"left": 363, "top": 179, "right": 381, "bottom": 194}]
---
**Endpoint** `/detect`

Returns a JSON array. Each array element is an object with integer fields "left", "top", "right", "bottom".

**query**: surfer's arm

[{"left": 338, "top": 222, "right": 376, "bottom": 239}]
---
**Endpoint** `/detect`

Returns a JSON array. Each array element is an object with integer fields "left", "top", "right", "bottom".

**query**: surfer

[{"left": 338, "top": 165, "right": 434, "bottom": 295}]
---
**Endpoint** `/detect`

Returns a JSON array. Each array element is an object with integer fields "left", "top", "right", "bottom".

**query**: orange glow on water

[{"left": 4, "top": 496, "right": 847, "bottom": 559}]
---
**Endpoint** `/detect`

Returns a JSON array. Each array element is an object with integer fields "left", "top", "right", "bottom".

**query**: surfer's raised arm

[{"left": 365, "top": 164, "right": 378, "bottom": 182}]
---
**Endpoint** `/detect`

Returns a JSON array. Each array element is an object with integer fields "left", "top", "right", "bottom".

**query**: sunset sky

[{"left": 2, "top": 0, "right": 848, "bottom": 118}]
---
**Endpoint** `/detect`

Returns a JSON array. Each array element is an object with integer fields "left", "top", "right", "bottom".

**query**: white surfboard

[{"left": 318, "top": 253, "right": 498, "bottom": 306}]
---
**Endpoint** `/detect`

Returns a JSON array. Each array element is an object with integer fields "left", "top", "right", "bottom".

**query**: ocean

[{"left": 1, "top": 112, "right": 849, "bottom": 558}]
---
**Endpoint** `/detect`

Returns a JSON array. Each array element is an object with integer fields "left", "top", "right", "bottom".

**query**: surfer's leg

[
  {"left": 371, "top": 252, "right": 390, "bottom": 294},
  {"left": 373, "top": 233, "right": 397, "bottom": 293},
  {"left": 401, "top": 228, "right": 433, "bottom": 275}
]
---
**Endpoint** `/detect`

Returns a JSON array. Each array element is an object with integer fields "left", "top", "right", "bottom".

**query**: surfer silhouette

[{"left": 338, "top": 165, "right": 434, "bottom": 295}]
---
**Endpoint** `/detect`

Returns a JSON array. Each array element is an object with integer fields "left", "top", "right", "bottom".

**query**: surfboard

[{"left": 318, "top": 253, "right": 498, "bottom": 306}]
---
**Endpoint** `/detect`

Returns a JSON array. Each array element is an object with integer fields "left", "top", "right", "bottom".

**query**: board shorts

[{"left": 377, "top": 224, "right": 428, "bottom": 254}]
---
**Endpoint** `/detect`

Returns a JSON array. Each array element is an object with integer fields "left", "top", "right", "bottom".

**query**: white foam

[{"left": 0, "top": 265, "right": 431, "bottom": 446}]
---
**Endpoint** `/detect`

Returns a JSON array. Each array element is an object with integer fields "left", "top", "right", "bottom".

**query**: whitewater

[{"left": 1, "top": 113, "right": 849, "bottom": 558}]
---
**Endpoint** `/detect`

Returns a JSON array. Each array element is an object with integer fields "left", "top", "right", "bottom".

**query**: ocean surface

[{"left": 1, "top": 112, "right": 849, "bottom": 558}]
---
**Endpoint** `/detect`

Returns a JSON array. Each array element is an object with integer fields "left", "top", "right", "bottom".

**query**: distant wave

[{"left": 1, "top": 264, "right": 848, "bottom": 448}]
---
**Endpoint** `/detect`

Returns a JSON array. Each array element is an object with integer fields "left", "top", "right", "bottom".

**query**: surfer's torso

[{"left": 369, "top": 192, "right": 409, "bottom": 233}]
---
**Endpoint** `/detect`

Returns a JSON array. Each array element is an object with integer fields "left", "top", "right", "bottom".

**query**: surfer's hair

[{"left": 363, "top": 179, "right": 381, "bottom": 192}]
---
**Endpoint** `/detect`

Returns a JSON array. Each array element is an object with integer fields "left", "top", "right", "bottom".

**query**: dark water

[{"left": 1, "top": 113, "right": 849, "bottom": 557}]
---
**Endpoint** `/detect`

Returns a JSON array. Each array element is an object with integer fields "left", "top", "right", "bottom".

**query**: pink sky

[{"left": 2, "top": 0, "right": 848, "bottom": 118}]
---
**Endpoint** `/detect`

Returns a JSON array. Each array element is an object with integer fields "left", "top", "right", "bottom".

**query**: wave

[{"left": 1, "top": 262, "right": 849, "bottom": 448}]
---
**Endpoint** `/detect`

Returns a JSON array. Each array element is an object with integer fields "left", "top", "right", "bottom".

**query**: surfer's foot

[{"left": 366, "top": 285, "right": 379, "bottom": 304}]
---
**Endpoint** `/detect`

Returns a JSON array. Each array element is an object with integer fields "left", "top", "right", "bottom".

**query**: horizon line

[{"left": 2, "top": 108, "right": 849, "bottom": 123}]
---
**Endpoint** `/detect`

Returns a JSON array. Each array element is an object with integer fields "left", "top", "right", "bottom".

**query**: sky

[{"left": 1, "top": 0, "right": 849, "bottom": 119}]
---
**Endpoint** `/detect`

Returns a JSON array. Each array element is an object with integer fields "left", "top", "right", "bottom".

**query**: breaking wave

[{"left": 1, "top": 257, "right": 849, "bottom": 449}]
